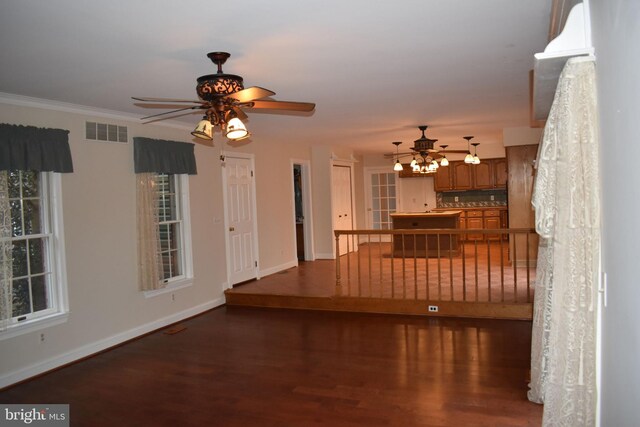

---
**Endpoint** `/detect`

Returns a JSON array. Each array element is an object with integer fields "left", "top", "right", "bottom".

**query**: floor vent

[{"left": 86, "top": 121, "right": 128, "bottom": 143}]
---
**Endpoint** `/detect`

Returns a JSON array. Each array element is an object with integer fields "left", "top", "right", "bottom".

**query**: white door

[
  {"left": 364, "top": 169, "right": 397, "bottom": 242},
  {"left": 224, "top": 155, "right": 258, "bottom": 285},
  {"left": 332, "top": 165, "right": 354, "bottom": 256}
]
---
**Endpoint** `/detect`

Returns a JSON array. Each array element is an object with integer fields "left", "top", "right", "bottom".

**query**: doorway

[
  {"left": 291, "top": 160, "right": 314, "bottom": 261},
  {"left": 332, "top": 164, "right": 355, "bottom": 256}
]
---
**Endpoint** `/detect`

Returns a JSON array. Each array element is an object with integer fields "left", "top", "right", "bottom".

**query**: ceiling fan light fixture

[
  {"left": 473, "top": 155, "right": 481, "bottom": 164},
  {"left": 191, "top": 118, "right": 214, "bottom": 140},
  {"left": 226, "top": 117, "right": 249, "bottom": 140},
  {"left": 394, "top": 160, "right": 403, "bottom": 171},
  {"left": 410, "top": 157, "right": 417, "bottom": 167},
  {"left": 440, "top": 156, "right": 449, "bottom": 166}
]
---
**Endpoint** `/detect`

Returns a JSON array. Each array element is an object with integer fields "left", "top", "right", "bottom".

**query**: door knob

[{"left": 229, "top": 227, "right": 235, "bottom": 232}]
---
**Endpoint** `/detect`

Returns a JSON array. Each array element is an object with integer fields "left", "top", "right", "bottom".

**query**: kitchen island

[{"left": 390, "top": 211, "right": 462, "bottom": 257}]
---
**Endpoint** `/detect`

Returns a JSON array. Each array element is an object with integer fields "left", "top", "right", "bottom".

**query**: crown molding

[{"left": 0, "top": 92, "right": 192, "bottom": 131}]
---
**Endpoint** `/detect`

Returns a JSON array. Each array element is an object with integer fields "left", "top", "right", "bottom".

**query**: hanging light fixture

[
  {"left": 392, "top": 142, "right": 404, "bottom": 171},
  {"left": 463, "top": 136, "right": 475, "bottom": 164},
  {"left": 191, "top": 116, "right": 214, "bottom": 140},
  {"left": 471, "top": 142, "right": 481, "bottom": 164},
  {"left": 439, "top": 145, "right": 449, "bottom": 166},
  {"left": 225, "top": 117, "right": 249, "bottom": 140}
]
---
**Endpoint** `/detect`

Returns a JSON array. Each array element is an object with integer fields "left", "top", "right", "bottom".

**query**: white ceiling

[{"left": 0, "top": 0, "right": 552, "bottom": 155}]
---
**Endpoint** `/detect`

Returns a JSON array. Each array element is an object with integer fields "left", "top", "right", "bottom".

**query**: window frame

[
  {"left": 1, "top": 172, "right": 69, "bottom": 340},
  {"left": 143, "top": 173, "right": 193, "bottom": 298}
]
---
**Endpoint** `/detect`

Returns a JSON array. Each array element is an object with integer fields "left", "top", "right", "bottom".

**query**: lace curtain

[
  {"left": 529, "top": 57, "right": 600, "bottom": 426},
  {"left": 0, "top": 171, "right": 12, "bottom": 330},
  {"left": 136, "top": 173, "right": 162, "bottom": 291}
]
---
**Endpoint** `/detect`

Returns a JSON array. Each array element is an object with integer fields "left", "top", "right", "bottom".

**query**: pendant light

[
  {"left": 471, "top": 142, "right": 481, "bottom": 164},
  {"left": 392, "top": 141, "right": 404, "bottom": 171},
  {"left": 226, "top": 117, "right": 249, "bottom": 140},
  {"left": 191, "top": 117, "right": 214, "bottom": 140},
  {"left": 439, "top": 145, "right": 449, "bottom": 166},
  {"left": 463, "top": 136, "right": 475, "bottom": 164}
]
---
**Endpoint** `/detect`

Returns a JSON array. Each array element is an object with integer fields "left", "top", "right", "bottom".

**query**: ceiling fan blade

[
  {"left": 441, "top": 150, "right": 470, "bottom": 154},
  {"left": 225, "top": 86, "right": 275, "bottom": 103},
  {"left": 132, "top": 96, "right": 207, "bottom": 104},
  {"left": 140, "top": 105, "right": 204, "bottom": 120},
  {"left": 248, "top": 100, "right": 316, "bottom": 112}
]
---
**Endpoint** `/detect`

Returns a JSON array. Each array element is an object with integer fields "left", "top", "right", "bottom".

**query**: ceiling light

[
  {"left": 191, "top": 117, "right": 214, "bottom": 140},
  {"left": 226, "top": 117, "right": 249, "bottom": 140},
  {"left": 439, "top": 145, "right": 449, "bottom": 167},
  {"left": 463, "top": 136, "right": 475, "bottom": 164},
  {"left": 392, "top": 141, "right": 404, "bottom": 171}
]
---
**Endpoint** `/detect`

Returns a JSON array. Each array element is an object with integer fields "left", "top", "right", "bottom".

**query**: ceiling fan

[
  {"left": 386, "top": 125, "right": 467, "bottom": 173},
  {"left": 132, "top": 51, "right": 315, "bottom": 141}
]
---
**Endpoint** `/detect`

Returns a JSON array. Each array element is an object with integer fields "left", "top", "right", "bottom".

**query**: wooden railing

[{"left": 334, "top": 228, "right": 537, "bottom": 311}]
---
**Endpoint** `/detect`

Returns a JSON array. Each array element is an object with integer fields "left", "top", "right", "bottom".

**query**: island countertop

[{"left": 390, "top": 210, "right": 462, "bottom": 218}]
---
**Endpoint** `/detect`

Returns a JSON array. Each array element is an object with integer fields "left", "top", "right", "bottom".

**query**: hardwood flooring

[{"left": 0, "top": 307, "right": 542, "bottom": 426}]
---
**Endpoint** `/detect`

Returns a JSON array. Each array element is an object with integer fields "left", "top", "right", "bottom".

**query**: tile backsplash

[{"left": 437, "top": 189, "right": 507, "bottom": 208}]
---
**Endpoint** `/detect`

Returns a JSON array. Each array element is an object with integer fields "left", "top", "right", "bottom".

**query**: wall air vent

[{"left": 85, "top": 121, "right": 128, "bottom": 143}]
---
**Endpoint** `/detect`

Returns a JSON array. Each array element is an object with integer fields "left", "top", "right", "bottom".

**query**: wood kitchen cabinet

[
  {"left": 434, "top": 164, "right": 454, "bottom": 191},
  {"left": 483, "top": 209, "right": 502, "bottom": 240},
  {"left": 433, "top": 158, "right": 508, "bottom": 191},
  {"left": 473, "top": 162, "right": 493, "bottom": 189},
  {"left": 452, "top": 162, "right": 473, "bottom": 190},
  {"left": 453, "top": 208, "right": 508, "bottom": 241},
  {"left": 493, "top": 158, "right": 508, "bottom": 188}
]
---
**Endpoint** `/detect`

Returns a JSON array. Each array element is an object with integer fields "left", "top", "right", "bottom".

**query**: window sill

[
  {"left": 143, "top": 278, "right": 193, "bottom": 299},
  {"left": 0, "top": 312, "right": 69, "bottom": 341}
]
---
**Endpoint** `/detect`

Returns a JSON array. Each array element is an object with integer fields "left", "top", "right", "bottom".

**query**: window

[
  {"left": 143, "top": 173, "right": 192, "bottom": 295},
  {"left": 156, "top": 173, "right": 184, "bottom": 283},
  {"left": 2, "top": 170, "right": 68, "bottom": 336}
]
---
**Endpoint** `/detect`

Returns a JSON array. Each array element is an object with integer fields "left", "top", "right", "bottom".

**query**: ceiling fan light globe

[
  {"left": 440, "top": 157, "right": 449, "bottom": 166},
  {"left": 191, "top": 119, "right": 213, "bottom": 140},
  {"left": 473, "top": 156, "right": 481, "bottom": 164},
  {"left": 393, "top": 161, "right": 403, "bottom": 171},
  {"left": 226, "top": 117, "right": 249, "bottom": 140},
  {"left": 410, "top": 158, "right": 417, "bottom": 167}
]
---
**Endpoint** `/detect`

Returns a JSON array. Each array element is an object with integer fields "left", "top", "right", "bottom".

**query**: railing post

[{"left": 335, "top": 232, "right": 342, "bottom": 296}]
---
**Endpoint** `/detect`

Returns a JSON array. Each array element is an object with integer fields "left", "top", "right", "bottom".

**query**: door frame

[
  {"left": 290, "top": 159, "right": 315, "bottom": 261},
  {"left": 221, "top": 151, "right": 260, "bottom": 288}
]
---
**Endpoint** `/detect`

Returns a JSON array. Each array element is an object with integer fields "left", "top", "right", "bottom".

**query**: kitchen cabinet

[
  {"left": 452, "top": 162, "right": 473, "bottom": 190},
  {"left": 433, "top": 158, "right": 508, "bottom": 191},
  {"left": 473, "top": 162, "right": 493, "bottom": 189},
  {"left": 434, "top": 164, "right": 454, "bottom": 191},
  {"left": 493, "top": 158, "right": 508, "bottom": 188},
  {"left": 452, "top": 208, "right": 508, "bottom": 241},
  {"left": 483, "top": 209, "right": 502, "bottom": 240}
]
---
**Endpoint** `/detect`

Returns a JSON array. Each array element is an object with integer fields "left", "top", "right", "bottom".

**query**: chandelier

[{"left": 389, "top": 126, "right": 480, "bottom": 173}]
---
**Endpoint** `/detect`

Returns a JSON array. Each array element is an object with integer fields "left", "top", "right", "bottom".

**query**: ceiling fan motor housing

[{"left": 196, "top": 73, "right": 244, "bottom": 101}]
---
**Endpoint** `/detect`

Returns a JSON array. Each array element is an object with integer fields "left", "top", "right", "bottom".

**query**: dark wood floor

[{"left": 0, "top": 307, "right": 541, "bottom": 426}]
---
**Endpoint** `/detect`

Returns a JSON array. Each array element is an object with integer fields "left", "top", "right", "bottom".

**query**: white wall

[
  {"left": 0, "top": 99, "right": 317, "bottom": 386},
  {"left": 590, "top": 1, "right": 640, "bottom": 425}
]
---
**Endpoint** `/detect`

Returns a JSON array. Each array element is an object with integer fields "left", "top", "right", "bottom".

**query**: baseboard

[
  {"left": 315, "top": 252, "right": 335, "bottom": 260},
  {"left": 259, "top": 259, "right": 298, "bottom": 277},
  {"left": 0, "top": 297, "right": 225, "bottom": 389}
]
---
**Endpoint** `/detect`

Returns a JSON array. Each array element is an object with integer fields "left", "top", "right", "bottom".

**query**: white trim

[
  {"left": 0, "top": 297, "right": 225, "bottom": 389},
  {"left": 315, "top": 252, "right": 335, "bottom": 260},
  {"left": 0, "top": 312, "right": 69, "bottom": 341},
  {"left": 259, "top": 258, "right": 299, "bottom": 277},
  {"left": 0, "top": 92, "right": 192, "bottom": 131},
  {"left": 220, "top": 151, "right": 260, "bottom": 287},
  {"left": 143, "top": 279, "right": 193, "bottom": 299}
]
